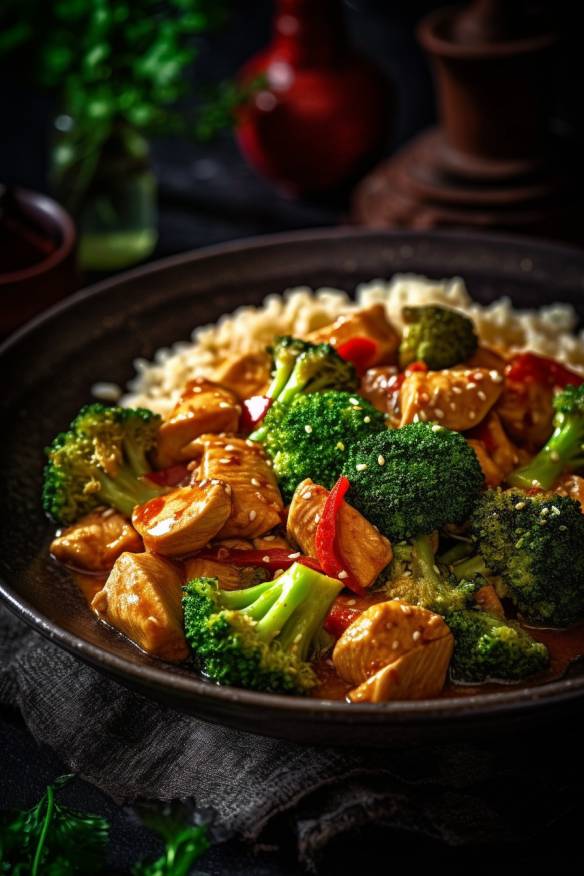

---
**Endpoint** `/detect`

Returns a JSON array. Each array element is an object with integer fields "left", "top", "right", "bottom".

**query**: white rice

[{"left": 120, "top": 274, "right": 584, "bottom": 414}]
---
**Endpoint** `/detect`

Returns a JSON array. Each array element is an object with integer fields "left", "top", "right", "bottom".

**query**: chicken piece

[
  {"left": 156, "top": 377, "right": 241, "bottom": 468},
  {"left": 132, "top": 481, "right": 232, "bottom": 556},
  {"left": 214, "top": 351, "right": 271, "bottom": 400},
  {"left": 554, "top": 473, "right": 584, "bottom": 512},
  {"left": 92, "top": 552, "right": 188, "bottom": 662},
  {"left": 474, "top": 583, "right": 505, "bottom": 618},
  {"left": 214, "top": 538, "right": 253, "bottom": 550},
  {"left": 360, "top": 365, "right": 402, "bottom": 426},
  {"left": 194, "top": 435, "right": 284, "bottom": 538},
  {"left": 183, "top": 556, "right": 243, "bottom": 591},
  {"left": 287, "top": 479, "right": 392, "bottom": 589},
  {"left": 471, "top": 412, "right": 519, "bottom": 477},
  {"left": 51, "top": 509, "right": 142, "bottom": 572},
  {"left": 253, "top": 533, "right": 292, "bottom": 551},
  {"left": 467, "top": 439, "right": 503, "bottom": 487},
  {"left": 399, "top": 367, "right": 504, "bottom": 431},
  {"left": 333, "top": 600, "right": 453, "bottom": 703},
  {"left": 495, "top": 378, "right": 554, "bottom": 449},
  {"left": 306, "top": 304, "right": 400, "bottom": 366}
]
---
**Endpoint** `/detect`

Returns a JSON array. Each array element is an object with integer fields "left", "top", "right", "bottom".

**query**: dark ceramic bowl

[{"left": 2, "top": 228, "right": 584, "bottom": 746}]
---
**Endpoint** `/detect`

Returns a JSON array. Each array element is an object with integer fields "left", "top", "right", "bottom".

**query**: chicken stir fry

[{"left": 44, "top": 300, "right": 584, "bottom": 703}]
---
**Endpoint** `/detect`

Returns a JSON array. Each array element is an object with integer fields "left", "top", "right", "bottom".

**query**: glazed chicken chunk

[
  {"left": 495, "top": 377, "right": 554, "bottom": 449},
  {"left": 183, "top": 555, "right": 243, "bottom": 591},
  {"left": 306, "top": 304, "right": 400, "bottom": 366},
  {"left": 467, "top": 411, "right": 519, "bottom": 487},
  {"left": 214, "top": 351, "right": 272, "bottom": 400},
  {"left": 400, "top": 367, "right": 504, "bottom": 431},
  {"left": 333, "top": 600, "right": 453, "bottom": 703},
  {"left": 91, "top": 551, "right": 188, "bottom": 662},
  {"left": 132, "top": 481, "right": 232, "bottom": 556},
  {"left": 156, "top": 377, "right": 241, "bottom": 468},
  {"left": 193, "top": 434, "right": 283, "bottom": 538},
  {"left": 50, "top": 509, "right": 142, "bottom": 572},
  {"left": 287, "top": 478, "right": 392, "bottom": 589}
]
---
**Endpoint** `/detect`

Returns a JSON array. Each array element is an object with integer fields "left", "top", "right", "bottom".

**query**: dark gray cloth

[{"left": 0, "top": 603, "right": 580, "bottom": 871}]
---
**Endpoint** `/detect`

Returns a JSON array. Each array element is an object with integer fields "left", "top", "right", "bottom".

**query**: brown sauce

[{"left": 71, "top": 571, "right": 107, "bottom": 605}]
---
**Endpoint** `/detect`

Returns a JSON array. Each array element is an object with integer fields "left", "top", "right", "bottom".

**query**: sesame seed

[
  {"left": 347, "top": 598, "right": 357, "bottom": 606},
  {"left": 305, "top": 424, "right": 313, "bottom": 433},
  {"left": 249, "top": 510, "right": 257, "bottom": 521},
  {"left": 303, "top": 491, "right": 312, "bottom": 500},
  {"left": 127, "top": 594, "right": 140, "bottom": 604},
  {"left": 349, "top": 397, "right": 360, "bottom": 405},
  {"left": 192, "top": 386, "right": 202, "bottom": 393},
  {"left": 338, "top": 570, "right": 349, "bottom": 580},
  {"left": 264, "top": 534, "right": 275, "bottom": 541},
  {"left": 477, "top": 390, "right": 487, "bottom": 401},
  {"left": 468, "top": 411, "right": 476, "bottom": 420},
  {"left": 219, "top": 402, "right": 231, "bottom": 408},
  {"left": 224, "top": 444, "right": 236, "bottom": 451},
  {"left": 532, "top": 479, "right": 541, "bottom": 488},
  {"left": 246, "top": 439, "right": 254, "bottom": 447},
  {"left": 514, "top": 501, "right": 526, "bottom": 510},
  {"left": 433, "top": 564, "right": 441, "bottom": 575},
  {"left": 314, "top": 512, "right": 321, "bottom": 523},
  {"left": 434, "top": 408, "right": 444, "bottom": 418},
  {"left": 356, "top": 463, "right": 368, "bottom": 472},
  {"left": 262, "top": 555, "right": 270, "bottom": 563},
  {"left": 449, "top": 402, "right": 457, "bottom": 410},
  {"left": 474, "top": 372, "right": 484, "bottom": 381},
  {"left": 392, "top": 640, "right": 400, "bottom": 649},
  {"left": 400, "top": 604, "right": 412, "bottom": 615},
  {"left": 378, "top": 454, "right": 385, "bottom": 465},
  {"left": 251, "top": 477, "right": 260, "bottom": 486},
  {"left": 412, "top": 630, "right": 421, "bottom": 642},
  {"left": 219, "top": 457, "right": 231, "bottom": 464},
  {"left": 431, "top": 424, "right": 443, "bottom": 432},
  {"left": 550, "top": 451, "right": 560, "bottom": 463},
  {"left": 467, "top": 382, "right": 477, "bottom": 390},
  {"left": 419, "top": 410, "right": 428, "bottom": 420},
  {"left": 490, "top": 370, "right": 503, "bottom": 382},
  {"left": 102, "top": 507, "right": 115, "bottom": 518},
  {"left": 293, "top": 633, "right": 302, "bottom": 644},
  {"left": 363, "top": 415, "right": 371, "bottom": 423},
  {"left": 452, "top": 386, "right": 463, "bottom": 394},
  {"left": 288, "top": 551, "right": 301, "bottom": 559},
  {"left": 412, "top": 413, "right": 420, "bottom": 422}
]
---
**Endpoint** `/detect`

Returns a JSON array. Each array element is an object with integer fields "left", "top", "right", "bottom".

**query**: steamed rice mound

[{"left": 121, "top": 274, "right": 584, "bottom": 414}]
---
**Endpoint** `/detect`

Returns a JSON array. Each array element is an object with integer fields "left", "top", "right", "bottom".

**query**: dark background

[{"left": 2, "top": 1, "right": 584, "bottom": 872}]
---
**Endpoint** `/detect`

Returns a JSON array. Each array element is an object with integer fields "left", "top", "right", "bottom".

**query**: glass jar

[{"left": 50, "top": 115, "right": 157, "bottom": 272}]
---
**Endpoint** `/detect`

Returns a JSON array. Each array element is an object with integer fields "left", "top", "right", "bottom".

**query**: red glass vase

[{"left": 236, "top": 0, "right": 391, "bottom": 196}]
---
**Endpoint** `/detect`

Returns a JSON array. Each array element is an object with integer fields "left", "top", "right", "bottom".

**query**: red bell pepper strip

[
  {"left": 240, "top": 395, "right": 272, "bottom": 431},
  {"left": 194, "top": 547, "right": 322, "bottom": 573},
  {"left": 336, "top": 336, "right": 378, "bottom": 374},
  {"left": 324, "top": 601, "right": 362, "bottom": 638},
  {"left": 506, "top": 353, "right": 583, "bottom": 389},
  {"left": 404, "top": 361, "right": 428, "bottom": 375},
  {"left": 145, "top": 463, "right": 190, "bottom": 487},
  {"left": 314, "top": 475, "right": 365, "bottom": 595}
]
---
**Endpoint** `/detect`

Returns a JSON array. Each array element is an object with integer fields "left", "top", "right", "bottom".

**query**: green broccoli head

[
  {"left": 343, "top": 422, "right": 484, "bottom": 541},
  {"left": 508, "top": 383, "right": 584, "bottom": 490},
  {"left": 267, "top": 335, "right": 357, "bottom": 404},
  {"left": 182, "top": 564, "right": 342, "bottom": 694},
  {"left": 445, "top": 609, "right": 549, "bottom": 683},
  {"left": 260, "top": 390, "right": 386, "bottom": 501},
  {"left": 42, "top": 403, "right": 164, "bottom": 524},
  {"left": 470, "top": 488, "right": 584, "bottom": 626},
  {"left": 399, "top": 305, "right": 478, "bottom": 370},
  {"left": 385, "top": 534, "right": 481, "bottom": 615}
]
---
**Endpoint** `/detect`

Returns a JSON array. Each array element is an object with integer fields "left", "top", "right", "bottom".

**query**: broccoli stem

[
  {"left": 95, "top": 466, "right": 164, "bottom": 517},
  {"left": 438, "top": 541, "right": 474, "bottom": 565},
  {"left": 267, "top": 364, "right": 294, "bottom": 401},
  {"left": 279, "top": 574, "right": 343, "bottom": 660},
  {"left": 411, "top": 533, "right": 443, "bottom": 589},
  {"left": 509, "top": 416, "right": 584, "bottom": 489},
  {"left": 123, "top": 440, "right": 151, "bottom": 477},
  {"left": 451, "top": 554, "right": 490, "bottom": 581}
]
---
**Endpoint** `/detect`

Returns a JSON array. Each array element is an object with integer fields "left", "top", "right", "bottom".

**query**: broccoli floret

[
  {"left": 399, "top": 305, "right": 478, "bottom": 370},
  {"left": 250, "top": 336, "right": 357, "bottom": 441},
  {"left": 456, "top": 488, "right": 584, "bottom": 626},
  {"left": 42, "top": 403, "right": 165, "bottom": 524},
  {"left": 385, "top": 537, "right": 480, "bottom": 615},
  {"left": 445, "top": 609, "right": 549, "bottom": 683},
  {"left": 259, "top": 390, "right": 385, "bottom": 501},
  {"left": 182, "top": 563, "right": 342, "bottom": 694},
  {"left": 508, "top": 384, "right": 584, "bottom": 490},
  {"left": 343, "top": 422, "right": 484, "bottom": 541}
]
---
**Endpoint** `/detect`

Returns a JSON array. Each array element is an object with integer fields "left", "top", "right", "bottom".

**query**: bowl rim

[{"left": 3, "top": 225, "right": 584, "bottom": 725}]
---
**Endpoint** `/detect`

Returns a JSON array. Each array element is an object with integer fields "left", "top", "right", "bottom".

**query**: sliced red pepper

[
  {"left": 336, "top": 336, "right": 378, "bottom": 374},
  {"left": 194, "top": 547, "right": 322, "bottom": 573},
  {"left": 314, "top": 475, "right": 365, "bottom": 595},
  {"left": 506, "top": 353, "right": 583, "bottom": 389},
  {"left": 240, "top": 395, "right": 272, "bottom": 431},
  {"left": 145, "top": 464, "right": 190, "bottom": 487},
  {"left": 324, "top": 602, "right": 362, "bottom": 638}
]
